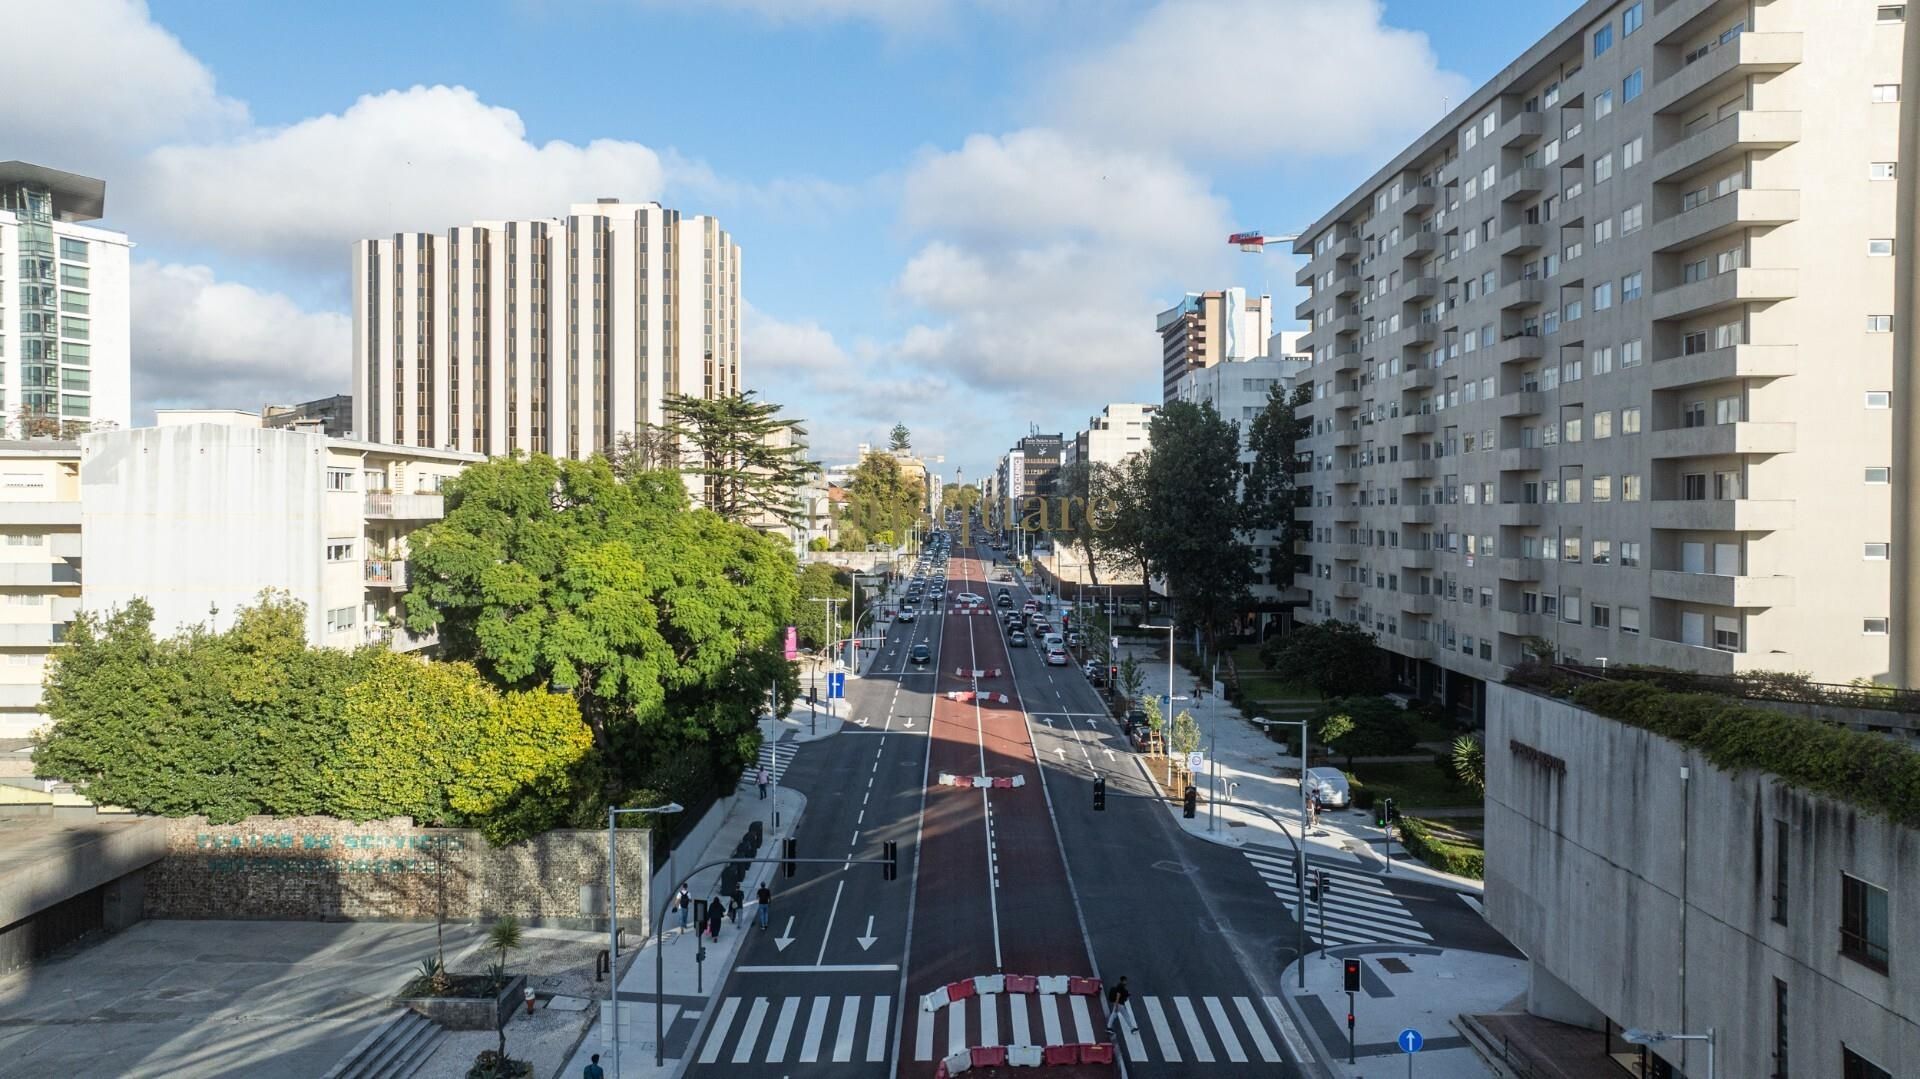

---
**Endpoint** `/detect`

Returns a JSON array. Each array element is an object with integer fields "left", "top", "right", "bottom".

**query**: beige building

[
  {"left": 1156, "top": 288, "right": 1274, "bottom": 403},
  {"left": 1290, "top": 0, "right": 1910, "bottom": 702},
  {"left": 0, "top": 442, "right": 81, "bottom": 739}
]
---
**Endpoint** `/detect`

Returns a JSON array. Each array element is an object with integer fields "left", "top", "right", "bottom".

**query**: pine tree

[{"left": 662, "top": 392, "right": 818, "bottom": 527}]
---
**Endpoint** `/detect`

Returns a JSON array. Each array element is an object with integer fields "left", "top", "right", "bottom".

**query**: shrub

[{"left": 1399, "top": 817, "right": 1484, "bottom": 879}]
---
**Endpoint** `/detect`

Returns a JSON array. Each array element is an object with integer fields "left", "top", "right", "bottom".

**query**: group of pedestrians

[{"left": 674, "top": 881, "right": 776, "bottom": 941}]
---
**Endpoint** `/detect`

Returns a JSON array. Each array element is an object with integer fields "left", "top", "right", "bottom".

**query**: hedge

[
  {"left": 1398, "top": 817, "right": 1484, "bottom": 879},
  {"left": 1568, "top": 680, "right": 1920, "bottom": 830}
]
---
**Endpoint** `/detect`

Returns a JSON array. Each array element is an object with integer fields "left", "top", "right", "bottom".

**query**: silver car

[{"left": 1305, "top": 767, "right": 1352, "bottom": 809}]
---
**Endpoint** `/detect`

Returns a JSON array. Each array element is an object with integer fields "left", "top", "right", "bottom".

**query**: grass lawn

[
  {"left": 1349, "top": 761, "right": 1483, "bottom": 809},
  {"left": 1236, "top": 674, "right": 1320, "bottom": 704}
]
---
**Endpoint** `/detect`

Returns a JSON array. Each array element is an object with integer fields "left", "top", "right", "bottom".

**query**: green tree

[
  {"left": 487, "top": 915, "right": 525, "bottom": 1061},
  {"left": 1262, "top": 620, "right": 1384, "bottom": 699},
  {"left": 662, "top": 391, "right": 818, "bottom": 526},
  {"left": 794, "top": 563, "right": 851, "bottom": 651},
  {"left": 889, "top": 423, "right": 912, "bottom": 451},
  {"left": 1092, "top": 451, "right": 1155, "bottom": 587},
  {"left": 943, "top": 483, "right": 982, "bottom": 513},
  {"left": 1451, "top": 733, "right": 1486, "bottom": 795},
  {"left": 1170, "top": 709, "right": 1201, "bottom": 757},
  {"left": 1244, "top": 383, "right": 1313, "bottom": 564},
  {"left": 1144, "top": 401, "right": 1255, "bottom": 658},
  {"left": 602, "top": 424, "right": 680, "bottom": 479},
  {"left": 1052, "top": 459, "right": 1122, "bottom": 586},
  {"left": 1316, "top": 711, "right": 1355, "bottom": 762},
  {"left": 808, "top": 536, "right": 831, "bottom": 552},
  {"left": 840, "top": 452, "right": 925, "bottom": 541},
  {"left": 1319, "top": 696, "right": 1417, "bottom": 769},
  {"left": 1117, "top": 655, "right": 1145, "bottom": 701}
]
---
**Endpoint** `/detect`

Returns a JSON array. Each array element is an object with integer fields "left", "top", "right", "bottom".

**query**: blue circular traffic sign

[{"left": 1398, "top": 1028, "right": 1423, "bottom": 1053}]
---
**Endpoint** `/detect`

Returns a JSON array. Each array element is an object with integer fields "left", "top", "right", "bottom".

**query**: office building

[
  {"left": 81, "top": 419, "right": 482, "bottom": 654},
  {"left": 0, "top": 163, "right": 131, "bottom": 435},
  {"left": 264, "top": 394, "right": 353, "bottom": 438},
  {"left": 1068, "top": 403, "right": 1157, "bottom": 470},
  {"left": 0, "top": 441, "right": 81, "bottom": 739},
  {"left": 351, "top": 200, "right": 740, "bottom": 466},
  {"left": 1157, "top": 288, "right": 1273, "bottom": 403},
  {"left": 1290, "top": 0, "right": 1910, "bottom": 704}
]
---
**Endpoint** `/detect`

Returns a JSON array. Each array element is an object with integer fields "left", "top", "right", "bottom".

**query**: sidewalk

[
  {"left": 1110, "top": 640, "right": 1483, "bottom": 894},
  {"left": 560, "top": 782, "right": 809, "bottom": 1079},
  {"left": 1281, "top": 946, "right": 1524, "bottom": 1078}
]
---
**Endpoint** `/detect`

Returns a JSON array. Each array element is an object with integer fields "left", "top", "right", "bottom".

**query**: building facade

[
  {"left": 0, "top": 441, "right": 81, "bottom": 739},
  {"left": 0, "top": 163, "right": 131, "bottom": 435},
  {"left": 1290, "top": 0, "right": 1911, "bottom": 702},
  {"left": 80, "top": 421, "right": 482, "bottom": 654},
  {"left": 1486, "top": 681, "right": 1919, "bottom": 1079},
  {"left": 1156, "top": 288, "right": 1274, "bottom": 403},
  {"left": 264, "top": 394, "right": 353, "bottom": 438},
  {"left": 1068, "top": 403, "right": 1158, "bottom": 470},
  {"left": 351, "top": 200, "right": 740, "bottom": 463}
]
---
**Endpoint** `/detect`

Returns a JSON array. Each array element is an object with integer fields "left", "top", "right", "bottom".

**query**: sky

[{"left": 3, "top": 0, "right": 1570, "bottom": 483}]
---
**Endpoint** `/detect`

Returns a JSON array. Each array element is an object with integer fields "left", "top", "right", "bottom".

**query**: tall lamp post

[
  {"left": 1622, "top": 1028, "right": 1714, "bottom": 1079},
  {"left": 808, "top": 597, "right": 840, "bottom": 734},
  {"left": 1139, "top": 623, "right": 1178, "bottom": 752},
  {"left": 607, "top": 800, "right": 683, "bottom": 1074},
  {"left": 1250, "top": 715, "right": 1314, "bottom": 988}
]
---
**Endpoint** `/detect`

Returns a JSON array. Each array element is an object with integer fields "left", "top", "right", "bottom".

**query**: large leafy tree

[
  {"left": 402, "top": 454, "right": 799, "bottom": 805},
  {"left": 1051, "top": 459, "right": 1125, "bottom": 586},
  {"left": 943, "top": 482, "right": 981, "bottom": 513},
  {"left": 662, "top": 391, "right": 817, "bottom": 527},
  {"left": 1143, "top": 400, "right": 1256, "bottom": 657},
  {"left": 840, "top": 452, "right": 925, "bottom": 543},
  {"left": 794, "top": 562, "right": 851, "bottom": 651},
  {"left": 1263, "top": 619, "right": 1385, "bottom": 699},
  {"left": 1317, "top": 696, "right": 1417, "bottom": 769},
  {"left": 1092, "top": 451, "right": 1154, "bottom": 587},
  {"left": 1244, "top": 383, "right": 1313, "bottom": 560}
]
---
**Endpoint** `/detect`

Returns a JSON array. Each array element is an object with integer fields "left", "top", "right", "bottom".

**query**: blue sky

[{"left": 12, "top": 0, "right": 1570, "bottom": 483}]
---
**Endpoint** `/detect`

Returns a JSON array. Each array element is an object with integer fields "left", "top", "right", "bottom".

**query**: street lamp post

[
  {"left": 1622, "top": 1027, "right": 1714, "bottom": 1079},
  {"left": 607, "top": 800, "right": 684, "bottom": 1075},
  {"left": 1139, "top": 623, "right": 1177, "bottom": 756},
  {"left": 808, "top": 597, "right": 840, "bottom": 734},
  {"left": 1250, "top": 715, "right": 1314, "bottom": 988}
]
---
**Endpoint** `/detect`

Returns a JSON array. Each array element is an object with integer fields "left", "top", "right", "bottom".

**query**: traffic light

[
  {"left": 1376, "top": 797, "right": 1394, "bottom": 828},
  {"left": 1307, "top": 876, "right": 1321, "bottom": 903},
  {"left": 782, "top": 837, "right": 798, "bottom": 878},
  {"left": 1092, "top": 776, "right": 1107, "bottom": 811},
  {"left": 1182, "top": 785, "right": 1198, "bottom": 819},
  {"left": 1343, "top": 958, "right": 1362, "bottom": 993},
  {"left": 883, "top": 840, "right": 899, "bottom": 881}
]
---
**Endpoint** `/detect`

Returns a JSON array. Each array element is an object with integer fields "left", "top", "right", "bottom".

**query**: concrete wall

[{"left": 1486, "top": 682, "right": 1920, "bottom": 1077}]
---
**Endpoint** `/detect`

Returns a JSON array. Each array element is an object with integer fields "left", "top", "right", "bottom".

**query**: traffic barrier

[
  {"left": 945, "top": 978, "right": 977, "bottom": 1001},
  {"left": 1007, "top": 1045, "right": 1045, "bottom": 1067},
  {"left": 942, "top": 1049, "right": 971, "bottom": 1075},
  {"left": 1042, "top": 1044, "right": 1078, "bottom": 1065},
  {"left": 970, "top": 1046, "right": 1007, "bottom": 1068},
  {"left": 1004, "top": 974, "right": 1038, "bottom": 994},
  {"left": 1036, "top": 975, "right": 1070, "bottom": 995},
  {"left": 1067, "top": 976, "right": 1103, "bottom": 997},
  {"left": 923, "top": 985, "right": 950, "bottom": 1012},
  {"left": 973, "top": 973, "right": 1005, "bottom": 995},
  {"left": 1078, "top": 1042, "right": 1116, "bottom": 1064},
  {"left": 992, "top": 776, "right": 1013, "bottom": 789}
]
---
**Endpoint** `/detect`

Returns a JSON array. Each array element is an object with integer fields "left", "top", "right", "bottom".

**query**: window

[
  {"left": 1869, "top": 239, "right": 1894, "bottom": 256},
  {"left": 1772, "top": 820, "right": 1790, "bottom": 923},
  {"left": 1594, "top": 153, "right": 1613, "bottom": 183},
  {"left": 1464, "top": 125, "right": 1478, "bottom": 151},
  {"left": 1878, "top": 5, "right": 1906, "bottom": 22},
  {"left": 1593, "top": 282, "right": 1613, "bottom": 310},
  {"left": 325, "top": 606, "right": 358, "bottom": 633},
  {"left": 1592, "top": 348, "right": 1613, "bottom": 376},
  {"left": 1873, "top": 83, "right": 1901, "bottom": 102},
  {"left": 1595, "top": 89, "right": 1614, "bottom": 118},
  {"left": 1845, "top": 1048, "right": 1892, "bottom": 1079},
  {"left": 326, "top": 468, "right": 356, "bottom": 491},
  {"left": 1716, "top": 395, "right": 1742, "bottom": 424},
  {"left": 1623, "top": 1, "right": 1642, "bottom": 33},
  {"left": 1864, "top": 618, "right": 1890, "bottom": 634},
  {"left": 60, "top": 264, "right": 88, "bottom": 287},
  {"left": 1592, "top": 475, "right": 1612, "bottom": 501},
  {"left": 1840, "top": 873, "right": 1890, "bottom": 970},
  {"left": 1591, "top": 539, "right": 1613, "bottom": 564},
  {"left": 1868, "top": 315, "right": 1893, "bottom": 333},
  {"left": 1621, "top": 203, "right": 1643, "bottom": 233},
  {"left": 1683, "top": 401, "right": 1708, "bottom": 428},
  {"left": 1621, "top": 272, "right": 1642, "bottom": 301},
  {"left": 1482, "top": 112, "right": 1497, "bottom": 137},
  {"left": 60, "top": 317, "right": 88, "bottom": 340},
  {"left": 1870, "top": 162, "right": 1897, "bottom": 180},
  {"left": 1683, "top": 473, "right": 1708, "bottom": 500},
  {"left": 326, "top": 539, "right": 356, "bottom": 562},
  {"left": 1772, "top": 979, "right": 1789, "bottom": 1078},
  {"left": 1595, "top": 411, "right": 1613, "bottom": 438},
  {"left": 1867, "top": 391, "right": 1892, "bottom": 408},
  {"left": 1593, "top": 23, "right": 1613, "bottom": 55},
  {"left": 59, "top": 237, "right": 88, "bottom": 262},
  {"left": 1621, "top": 137, "right": 1643, "bottom": 169},
  {"left": 1623, "top": 69, "right": 1643, "bottom": 102},
  {"left": 1867, "top": 467, "right": 1891, "bottom": 483},
  {"left": 1714, "top": 615, "right": 1741, "bottom": 651},
  {"left": 1619, "top": 605, "right": 1640, "bottom": 634},
  {"left": 1594, "top": 218, "right": 1613, "bottom": 245},
  {"left": 1591, "top": 604, "right": 1611, "bottom": 628},
  {"left": 1620, "top": 541, "right": 1641, "bottom": 567},
  {"left": 1622, "top": 407, "right": 1641, "bottom": 433}
]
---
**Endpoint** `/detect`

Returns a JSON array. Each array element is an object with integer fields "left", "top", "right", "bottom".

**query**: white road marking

[
  {"left": 946, "top": 998, "right": 968, "bottom": 1057},
  {"left": 731, "top": 997, "right": 771, "bottom": 1064},
  {"left": 764, "top": 996, "right": 801, "bottom": 1062},
  {"left": 1175, "top": 996, "right": 1215, "bottom": 1062},
  {"left": 1205, "top": 995, "right": 1247, "bottom": 1062},
  {"left": 698, "top": 997, "right": 741, "bottom": 1064},
  {"left": 798, "top": 994, "right": 830, "bottom": 1062},
  {"left": 832, "top": 994, "right": 859, "bottom": 1062},
  {"left": 1143, "top": 997, "right": 1181, "bottom": 1063},
  {"left": 867, "top": 994, "right": 891, "bottom": 1062},
  {"left": 1235, "top": 995, "right": 1282, "bottom": 1062}
]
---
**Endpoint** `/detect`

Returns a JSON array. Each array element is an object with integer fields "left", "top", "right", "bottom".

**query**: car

[
  {"left": 910, "top": 643, "right": 932, "bottom": 666},
  {"left": 1085, "top": 665, "right": 1106, "bottom": 687},
  {"left": 897, "top": 608, "right": 916, "bottom": 623},
  {"left": 996, "top": 593, "right": 1014, "bottom": 607},
  {"left": 956, "top": 591, "right": 985, "bottom": 605},
  {"left": 1008, "top": 630, "right": 1028, "bottom": 647},
  {"left": 1022, "top": 600, "right": 1038, "bottom": 614},
  {"left": 1045, "top": 646, "right": 1070, "bottom": 666},
  {"left": 1042, "top": 633, "right": 1064, "bottom": 651},
  {"left": 1067, "top": 631, "right": 1084, "bottom": 647},
  {"left": 1305, "top": 768, "right": 1352, "bottom": 809}
]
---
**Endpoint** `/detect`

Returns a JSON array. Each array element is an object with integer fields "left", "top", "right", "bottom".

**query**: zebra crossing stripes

[
  {"left": 1242, "top": 848, "right": 1433, "bottom": 947},
  {"left": 699, "top": 993, "right": 893, "bottom": 1065},
  {"left": 737, "top": 740, "right": 797, "bottom": 792},
  {"left": 913, "top": 992, "right": 1288, "bottom": 1065}
]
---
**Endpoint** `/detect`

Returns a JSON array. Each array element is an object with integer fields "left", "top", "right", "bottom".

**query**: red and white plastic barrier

[
  {"left": 921, "top": 973, "right": 1100, "bottom": 1012},
  {"left": 936, "top": 773, "right": 1028, "bottom": 790},
  {"left": 953, "top": 668, "right": 1005, "bottom": 678},
  {"left": 943, "top": 691, "right": 1010, "bottom": 703},
  {"left": 933, "top": 1042, "right": 1114, "bottom": 1076}
]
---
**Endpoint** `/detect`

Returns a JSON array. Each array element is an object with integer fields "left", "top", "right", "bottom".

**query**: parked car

[
  {"left": 1305, "top": 767, "right": 1352, "bottom": 809},
  {"left": 910, "top": 643, "right": 932, "bottom": 666},
  {"left": 1008, "top": 630, "right": 1028, "bottom": 647},
  {"left": 1045, "top": 646, "right": 1070, "bottom": 666},
  {"left": 1085, "top": 665, "right": 1106, "bottom": 687}
]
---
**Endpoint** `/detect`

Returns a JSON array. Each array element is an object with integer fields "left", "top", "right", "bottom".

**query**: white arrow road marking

[
  {"left": 775, "top": 916, "right": 797, "bottom": 951},
  {"left": 857, "top": 916, "right": 878, "bottom": 950},
  {"left": 1104, "top": 748, "right": 1116, "bottom": 761},
  {"left": 1054, "top": 747, "right": 1067, "bottom": 760}
]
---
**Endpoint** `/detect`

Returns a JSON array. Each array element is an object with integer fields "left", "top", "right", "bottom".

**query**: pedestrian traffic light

[
  {"left": 1343, "top": 958, "right": 1362, "bottom": 993},
  {"left": 1308, "top": 877, "right": 1321, "bottom": 903},
  {"left": 1376, "top": 798, "right": 1393, "bottom": 828},
  {"left": 883, "top": 840, "right": 899, "bottom": 881},
  {"left": 1388, "top": 800, "right": 1402, "bottom": 824},
  {"left": 782, "top": 837, "right": 797, "bottom": 878},
  {"left": 1092, "top": 776, "right": 1107, "bottom": 811},
  {"left": 1182, "top": 785, "right": 1198, "bottom": 819}
]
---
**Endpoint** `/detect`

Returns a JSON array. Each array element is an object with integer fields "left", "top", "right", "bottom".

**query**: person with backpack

[
  {"left": 1105, "top": 976, "right": 1136, "bottom": 1035},
  {"left": 675, "top": 883, "right": 691, "bottom": 931}
]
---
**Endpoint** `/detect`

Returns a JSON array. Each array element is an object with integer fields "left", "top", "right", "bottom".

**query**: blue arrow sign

[
  {"left": 827, "top": 672, "right": 846, "bottom": 699},
  {"left": 1397, "top": 1028, "right": 1423, "bottom": 1053}
]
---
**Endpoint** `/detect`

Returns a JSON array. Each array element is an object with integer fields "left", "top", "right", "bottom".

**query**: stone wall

[{"left": 143, "top": 816, "right": 649, "bottom": 930}]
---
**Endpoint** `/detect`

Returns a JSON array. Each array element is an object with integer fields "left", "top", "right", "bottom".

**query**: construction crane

[{"left": 1227, "top": 230, "right": 1301, "bottom": 253}]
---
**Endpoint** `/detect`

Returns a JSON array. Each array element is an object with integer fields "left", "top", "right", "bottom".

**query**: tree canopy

[
  {"left": 662, "top": 391, "right": 817, "bottom": 527},
  {"left": 889, "top": 423, "right": 912, "bottom": 451},
  {"left": 1143, "top": 401, "right": 1255, "bottom": 656},
  {"left": 839, "top": 452, "right": 925, "bottom": 546},
  {"left": 794, "top": 562, "right": 852, "bottom": 651},
  {"left": 1244, "top": 383, "right": 1312, "bottom": 559},
  {"left": 1263, "top": 619, "right": 1385, "bottom": 699},
  {"left": 943, "top": 482, "right": 982, "bottom": 513},
  {"left": 1316, "top": 696, "right": 1417, "bottom": 768}
]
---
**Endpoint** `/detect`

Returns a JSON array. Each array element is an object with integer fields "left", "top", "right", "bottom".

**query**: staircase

[{"left": 322, "top": 1010, "right": 446, "bottom": 1079}]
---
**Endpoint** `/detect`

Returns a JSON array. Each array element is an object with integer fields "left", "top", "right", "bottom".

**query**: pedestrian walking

[
  {"left": 757, "top": 764, "right": 769, "bottom": 800},
  {"left": 727, "top": 888, "right": 743, "bottom": 925},
  {"left": 676, "top": 883, "right": 691, "bottom": 930},
  {"left": 582, "top": 1052, "right": 605, "bottom": 1079},
  {"left": 757, "top": 883, "right": 772, "bottom": 930},
  {"left": 706, "top": 895, "right": 724, "bottom": 941},
  {"left": 1105, "top": 976, "right": 1137, "bottom": 1034}
]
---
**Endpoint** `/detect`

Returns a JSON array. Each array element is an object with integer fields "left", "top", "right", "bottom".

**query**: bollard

[{"left": 524, "top": 986, "right": 536, "bottom": 1015}]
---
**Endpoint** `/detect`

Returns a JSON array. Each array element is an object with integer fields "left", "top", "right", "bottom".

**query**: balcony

[
  {"left": 1399, "top": 232, "right": 1439, "bottom": 259},
  {"left": 1332, "top": 502, "right": 1362, "bottom": 521},
  {"left": 1333, "top": 545, "right": 1362, "bottom": 561},
  {"left": 1320, "top": 236, "right": 1362, "bottom": 262},
  {"left": 1651, "top": 189, "right": 1800, "bottom": 254},
  {"left": 1406, "top": 320, "right": 1440, "bottom": 346},
  {"left": 1636, "top": 635, "right": 1790, "bottom": 676},
  {"left": 1295, "top": 295, "right": 1317, "bottom": 320},
  {"left": 1649, "top": 498, "right": 1794, "bottom": 532},
  {"left": 0, "top": 561, "right": 80, "bottom": 586},
  {"left": 1498, "top": 557, "right": 1542, "bottom": 582},
  {"left": 1401, "top": 459, "right": 1439, "bottom": 480},
  {"left": 1405, "top": 276, "right": 1440, "bottom": 301},
  {"left": 1401, "top": 186, "right": 1438, "bottom": 211},
  {"left": 1331, "top": 273, "right": 1361, "bottom": 297},
  {"left": 1393, "top": 639, "right": 1437, "bottom": 661},
  {"left": 1650, "top": 570, "right": 1796, "bottom": 608},
  {"left": 0, "top": 623, "right": 58, "bottom": 647},
  {"left": 1497, "top": 611, "right": 1549, "bottom": 638},
  {"left": 1331, "top": 468, "right": 1363, "bottom": 487},
  {"left": 1651, "top": 33, "right": 1803, "bottom": 117},
  {"left": 1498, "top": 392, "right": 1544, "bottom": 419},
  {"left": 1646, "top": 421, "right": 1795, "bottom": 459},
  {"left": 365, "top": 491, "right": 446, "bottom": 520},
  {"left": 1401, "top": 549, "right": 1436, "bottom": 570},
  {"left": 1649, "top": 345, "right": 1798, "bottom": 390},
  {"left": 1498, "top": 503, "right": 1545, "bottom": 527},
  {"left": 1327, "top": 314, "right": 1362, "bottom": 336},
  {"left": 1330, "top": 389, "right": 1363, "bottom": 411},
  {"left": 364, "top": 559, "right": 409, "bottom": 590},
  {"left": 1293, "top": 506, "right": 1317, "bottom": 522},
  {"left": 1403, "top": 505, "right": 1438, "bottom": 524},
  {"left": 1400, "top": 368, "right": 1438, "bottom": 390},
  {"left": 1499, "top": 224, "right": 1546, "bottom": 255},
  {"left": 1401, "top": 414, "right": 1439, "bottom": 436},
  {"left": 1496, "top": 279, "right": 1546, "bottom": 311},
  {"left": 1649, "top": 111, "right": 1800, "bottom": 184},
  {"left": 1333, "top": 428, "right": 1361, "bottom": 448},
  {"left": 1401, "top": 593, "right": 1439, "bottom": 615},
  {"left": 48, "top": 532, "right": 80, "bottom": 559},
  {"left": 1651, "top": 268, "right": 1797, "bottom": 323},
  {"left": 1491, "top": 332, "right": 1544, "bottom": 365},
  {"left": 1498, "top": 447, "right": 1545, "bottom": 472},
  {"left": 1334, "top": 581, "right": 1364, "bottom": 600},
  {"left": 1498, "top": 111, "right": 1545, "bottom": 147},
  {"left": 0, "top": 502, "right": 80, "bottom": 527},
  {"left": 1498, "top": 169, "right": 1546, "bottom": 203}
]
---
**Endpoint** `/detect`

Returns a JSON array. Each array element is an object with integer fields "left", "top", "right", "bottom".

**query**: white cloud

[
  {"left": 1043, "top": 0, "right": 1469, "bottom": 161},
  {"left": 130, "top": 262, "right": 351, "bottom": 418},
  {"left": 629, "top": 0, "right": 955, "bottom": 30},
  {"left": 137, "top": 85, "right": 668, "bottom": 266},
  {"left": 0, "top": 0, "right": 247, "bottom": 168}
]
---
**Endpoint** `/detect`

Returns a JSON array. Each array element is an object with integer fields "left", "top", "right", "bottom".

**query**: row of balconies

[{"left": 1297, "top": 496, "right": 1797, "bottom": 535}]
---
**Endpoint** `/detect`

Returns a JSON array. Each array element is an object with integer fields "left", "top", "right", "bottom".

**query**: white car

[
  {"left": 1305, "top": 767, "right": 1352, "bottom": 809},
  {"left": 1045, "top": 647, "right": 1070, "bottom": 666},
  {"left": 1042, "top": 633, "right": 1064, "bottom": 651},
  {"left": 956, "top": 591, "right": 985, "bottom": 605},
  {"left": 897, "top": 608, "right": 917, "bottom": 623}
]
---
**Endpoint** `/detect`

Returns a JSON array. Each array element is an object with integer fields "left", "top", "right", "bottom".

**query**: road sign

[
  {"left": 827, "top": 672, "right": 846, "bottom": 699},
  {"left": 1185, "top": 751, "right": 1205, "bottom": 773},
  {"left": 1398, "top": 1028, "right": 1423, "bottom": 1053}
]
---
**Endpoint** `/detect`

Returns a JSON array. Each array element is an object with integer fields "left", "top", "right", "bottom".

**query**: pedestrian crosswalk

[
  {"left": 696, "top": 993, "right": 893, "bottom": 1065},
  {"left": 911, "top": 992, "right": 1291, "bottom": 1065},
  {"left": 1242, "top": 848, "right": 1433, "bottom": 948},
  {"left": 737, "top": 740, "right": 797, "bottom": 793}
]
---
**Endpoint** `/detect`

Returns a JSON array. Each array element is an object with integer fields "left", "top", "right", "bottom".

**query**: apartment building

[
  {"left": 0, "top": 442, "right": 80, "bottom": 739},
  {"left": 351, "top": 200, "right": 740, "bottom": 469},
  {"left": 1156, "top": 288, "right": 1274, "bottom": 403},
  {"left": 80, "top": 419, "right": 481, "bottom": 654},
  {"left": 1068, "top": 403, "right": 1158, "bottom": 470},
  {"left": 0, "top": 163, "right": 132, "bottom": 435},
  {"left": 1290, "top": 0, "right": 1910, "bottom": 704}
]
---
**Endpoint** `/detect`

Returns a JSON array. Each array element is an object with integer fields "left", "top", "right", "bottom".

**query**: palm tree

[{"left": 487, "top": 915, "right": 524, "bottom": 1063}]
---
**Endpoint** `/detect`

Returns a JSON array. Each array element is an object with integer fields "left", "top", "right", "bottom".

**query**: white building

[
  {"left": 0, "top": 440, "right": 81, "bottom": 739},
  {"left": 1156, "top": 288, "right": 1274, "bottom": 403},
  {"left": 0, "top": 163, "right": 131, "bottom": 435},
  {"left": 1068, "top": 403, "right": 1158, "bottom": 470},
  {"left": 80, "top": 420, "right": 481, "bottom": 653},
  {"left": 352, "top": 200, "right": 740, "bottom": 465}
]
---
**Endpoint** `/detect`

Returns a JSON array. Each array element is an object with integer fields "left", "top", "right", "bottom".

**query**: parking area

[{"left": 0, "top": 918, "right": 486, "bottom": 1078}]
